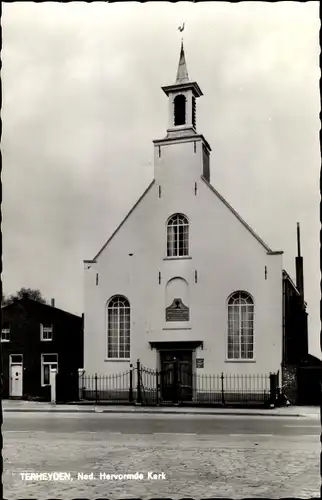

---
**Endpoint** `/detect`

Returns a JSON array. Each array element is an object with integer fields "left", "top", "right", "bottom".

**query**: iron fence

[
  {"left": 78, "top": 360, "right": 277, "bottom": 407},
  {"left": 79, "top": 369, "right": 133, "bottom": 404}
]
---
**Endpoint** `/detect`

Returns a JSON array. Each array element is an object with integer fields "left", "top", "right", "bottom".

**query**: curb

[
  {"left": 99, "top": 409, "right": 303, "bottom": 417},
  {"left": 3, "top": 408, "right": 303, "bottom": 417},
  {"left": 3, "top": 408, "right": 96, "bottom": 413}
]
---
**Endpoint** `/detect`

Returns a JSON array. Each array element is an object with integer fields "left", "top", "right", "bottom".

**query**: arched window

[
  {"left": 174, "top": 95, "right": 186, "bottom": 126},
  {"left": 167, "top": 214, "right": 189, "bottom": 257},
  {"left": 107, "top": 296, "right": 130, "bottom": 359},
  {"left": 228, "top": 292, "right": 254, "bottom": 360}
]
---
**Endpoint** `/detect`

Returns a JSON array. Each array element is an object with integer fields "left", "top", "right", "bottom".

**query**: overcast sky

[{"left": 2, "top": 2, "right": 320, "bottom": 358}]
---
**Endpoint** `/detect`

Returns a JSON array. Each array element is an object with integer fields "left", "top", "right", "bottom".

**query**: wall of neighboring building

[
  {"left": 1, "top": 299, "right": 83, "bottom": 400},
  {"left": 283, "top": 274, "right": 308, "bottom": 365},
  {"left": 84, "top": 138, "right": 283, "bottom": 378}
]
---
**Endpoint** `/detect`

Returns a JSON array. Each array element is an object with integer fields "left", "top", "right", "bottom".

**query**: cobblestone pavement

[{"left": 3, "top": 429, "right": 320, "bottom": 499}]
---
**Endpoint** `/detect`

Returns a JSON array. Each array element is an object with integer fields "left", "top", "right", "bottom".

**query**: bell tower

[
  {"left": 153, "top": 40, "right": 211, "bottom": 184},
  {"left": 162, "top": 41, "right": 203, "bottom": 138}
]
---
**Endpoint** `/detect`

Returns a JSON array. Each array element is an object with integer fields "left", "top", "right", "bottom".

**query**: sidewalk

[{"left": 1, "top": 400, "right": 320, "bottom": 418}]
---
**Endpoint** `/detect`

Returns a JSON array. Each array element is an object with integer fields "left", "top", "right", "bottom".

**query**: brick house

[{"left": 1, "top": 293, "right": 83, "bottom": 401}]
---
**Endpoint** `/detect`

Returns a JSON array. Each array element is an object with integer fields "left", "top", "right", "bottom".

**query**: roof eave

[
  {"left": 92, "top": 179, "right": 156, "bottom": 261},
  {"left": 283, "top": 269, "right": 301, "bottom": 296},
  {"left": 201, "top": 175, "right": 275, "bottom": 253},
  {"left": 153, "top": 134, "right": 211, "bottom": 152},
  {"left": 1, "top": 297, "right": 82, "bottom": 318},
  {"left": 161, "top": 82, "right": 203, "bottom": 98}
]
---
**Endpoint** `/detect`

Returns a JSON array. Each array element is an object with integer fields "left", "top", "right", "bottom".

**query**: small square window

[{"left": 40, "top": 324, "right": 53, "bottom": 341}]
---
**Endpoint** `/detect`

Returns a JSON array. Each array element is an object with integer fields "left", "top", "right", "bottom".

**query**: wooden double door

[{"left": 160, "top": 350, "right": 193, "bottom": 403}]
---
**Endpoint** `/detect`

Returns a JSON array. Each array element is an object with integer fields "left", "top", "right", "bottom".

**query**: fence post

[
  {"left": 136, "top": 359, "right": 142, "bottom": 405},
  {"left": 275, "top": 369, "right": 281, "bottom": 405},
  {"left": 129, "top": 364, "right": 133, "bottom": 403},
  {"left": 95, "top": 373, "right": 98, "bottom": 405},
  {"left": 221, "top": 372, "right": 225, "bottom": 405},
  {"left": 78, "top": 368, "right": 85, "bottom": 401},
  {"left": 156, "top": 369, "right": 159, "bottom": 406},
  {"left": 269, "top": 372, "right": 277, "bottom": 407}
]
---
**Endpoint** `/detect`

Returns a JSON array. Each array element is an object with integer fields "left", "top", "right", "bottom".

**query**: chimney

[
  {"left": 295, "top": 222, "right": 304, "bottom": 301},
  {"left": 51, "top": 298, "right": 55, "bottom": 307}
]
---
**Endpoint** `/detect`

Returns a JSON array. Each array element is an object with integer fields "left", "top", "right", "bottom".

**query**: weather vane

[
  {"left": 178, "top": 22, "right": 185, "bottom": 33},
  {"left": 178, "top": 22, "right": 185, "bottom": 41}
]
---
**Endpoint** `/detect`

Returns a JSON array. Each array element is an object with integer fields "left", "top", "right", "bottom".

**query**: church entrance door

[{"left": 159, "top": 350, "right": 193, "bottom": 403}]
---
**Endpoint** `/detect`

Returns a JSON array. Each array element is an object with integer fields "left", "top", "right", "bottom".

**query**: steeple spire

[{"left": 176, "top": 41, "right": 189, "bottom": 84}]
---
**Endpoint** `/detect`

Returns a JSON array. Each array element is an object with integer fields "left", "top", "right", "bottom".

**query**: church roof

[
  {"left": 90, "top": 180, "right": 156, "bottom": 261},
  {"left": 201, "top": 176, "right": 282, "bottom": 254}
]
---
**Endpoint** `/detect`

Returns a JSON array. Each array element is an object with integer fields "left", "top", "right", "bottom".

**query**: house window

[
  {"left": 1, "top": 324, "right": 10, "bottom": 342},
  {"left": 41, "top": 354, "right": 58, "bottom": 386},
  {"left": 107, "top": 296, "right": 130, "bottom": 359},
  {"left": 167, "top": 214, "right": 189, "bottom": 257},
  {"left": 228, "top": 291, "right": 254, "bottom": 360},
  {"left": 40, "top": 324, "right": 53, "bottom": 341},
  {"left": 174, "top": 94, "right": 186, "bottom": 126}
]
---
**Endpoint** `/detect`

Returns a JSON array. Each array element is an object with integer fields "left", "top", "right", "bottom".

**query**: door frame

[
  {"left": 158, "top": 349, "right": 194, "bottom": 403},
  {"left": 9, "top": 354, "right": 23, "bottom": 398}
]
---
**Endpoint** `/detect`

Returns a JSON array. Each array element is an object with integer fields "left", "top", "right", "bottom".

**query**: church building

[{"left": 83, "top": 43, "right": 308, "bottom": 401}]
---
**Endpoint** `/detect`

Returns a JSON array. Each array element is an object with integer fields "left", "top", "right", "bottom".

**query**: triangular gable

[
  {"left": 91, "top": 180, "right": 155, "bottom": 261},
  {"left": 201, "top": 175, "right": 283, "bottom": 254}
]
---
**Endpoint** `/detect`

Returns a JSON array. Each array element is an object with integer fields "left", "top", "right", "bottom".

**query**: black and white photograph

[{"left": 1, "top": 1, "right": 320, "bottom": 499}]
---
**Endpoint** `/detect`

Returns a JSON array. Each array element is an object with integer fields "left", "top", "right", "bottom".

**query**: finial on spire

[{"left": 175, "top": 36, "right": 189, "bottom": 84}]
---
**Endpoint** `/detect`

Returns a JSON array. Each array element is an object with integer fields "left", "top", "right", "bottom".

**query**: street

[{"left": 2, "top": 411, "right": 321, "bottom": 499}]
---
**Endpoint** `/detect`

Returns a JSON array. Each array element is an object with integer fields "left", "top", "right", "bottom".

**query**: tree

[{"left": 2, "top": 287, "right": 47, "bottom": 306}]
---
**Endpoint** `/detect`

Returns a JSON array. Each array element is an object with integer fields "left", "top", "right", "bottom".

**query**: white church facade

[{"left": 83, "top": 43, "right": 285, "bottom": 393}]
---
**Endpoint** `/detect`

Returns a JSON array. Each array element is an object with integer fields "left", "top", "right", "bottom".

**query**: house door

[
  {"left": 10, "top": 364, "right": 23, "bottom": 397},
  {"left": 160, "top": 350, "right": 193, "bottom": 403}
]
